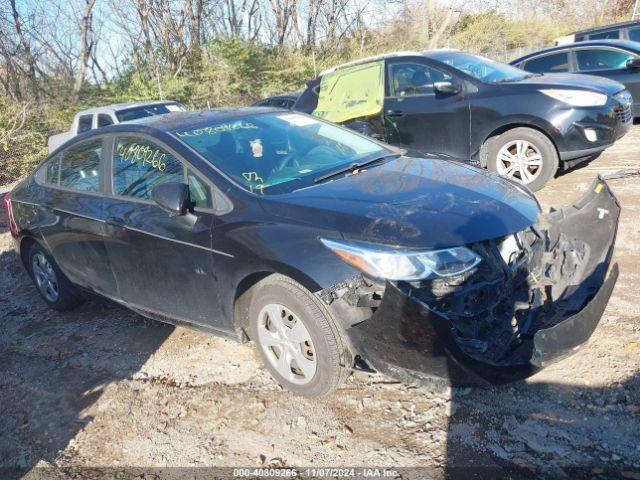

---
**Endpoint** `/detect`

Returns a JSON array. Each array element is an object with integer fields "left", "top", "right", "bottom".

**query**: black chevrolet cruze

[
  {"left": 293, "top": 50, "right": 633, "bottom": 191},
  {"left": 6, "top": 109, "right": 619, "bottom": 397}
]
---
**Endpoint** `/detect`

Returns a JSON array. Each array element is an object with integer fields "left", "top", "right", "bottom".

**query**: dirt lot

[{"left": 1, "top": 128, "right": 640, "bottom": 479}]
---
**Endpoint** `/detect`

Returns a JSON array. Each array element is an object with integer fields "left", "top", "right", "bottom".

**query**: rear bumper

[{"left": 344, "top": 177, "right": 620, "bottom": 386}]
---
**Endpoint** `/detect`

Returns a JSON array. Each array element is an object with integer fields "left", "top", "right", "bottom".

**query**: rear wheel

[
  {"left": 485, "top": 127, "right": 558, "bottom": 192},
  {"left": 28, "top": 243, "right": 83, "bottom": 311},
  {"left": 248, "top": 274, "right": 349, "bottom": 397}
]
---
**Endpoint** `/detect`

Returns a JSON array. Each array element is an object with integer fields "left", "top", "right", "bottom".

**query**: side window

[
  {"left": 523, "top": 52, "right": 569, "bottom": 73},
  {"left": 389, "top": 63, "right": 452, "bottom": 97},
  {"left": 112, "top": 136, "right": 184, "bottom": 200},
  {"left": 589, "top": 30, "right": 620, "bottom": 40},
  {"left": 77, "top": 115, "right": 93, "bottom": 133},
  {"left": 188, "top": 170, "right": 213, "bottom": 209},
  {"left": 274, "top": 99, "right": 293, "bottom": 109},
  {"left": 97, "top": 114, "right": 114, "bottom": 127},
  {"left": 629, "top": 27, "right": 640, "bottom": 42},
  {"left": 576, "top": 48, "right": 635, "bottom": 71},
  {"left": 58, "top": 138, "right": 103, "bottom": 191}
]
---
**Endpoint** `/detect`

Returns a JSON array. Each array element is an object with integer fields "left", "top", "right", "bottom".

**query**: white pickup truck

[{"left": 47, "top": 100, "right": 185, "bottom": 152}]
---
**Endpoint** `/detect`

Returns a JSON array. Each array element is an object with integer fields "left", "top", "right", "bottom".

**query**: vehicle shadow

[
  {"left": 0, "top": 247, "right": 174, "bottom": 478},
  {"left": 554, "top": 152, "right": 603, "bottom": 178},
  {"left": 443, "top": 371, "right": 640, "bottom": 477}
]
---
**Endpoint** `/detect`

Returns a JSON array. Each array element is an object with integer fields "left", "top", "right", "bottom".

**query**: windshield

[
  {"left": 173, "top": 113, "right": 389, "bottom": 195},
  {"left": 116, "top": 103, "right": 184, "bottom": 122},
  {"left": 436, "top": 52, "right": 531, "bottom": 83}
]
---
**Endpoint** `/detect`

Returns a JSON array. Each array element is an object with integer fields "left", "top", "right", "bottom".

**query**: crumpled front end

[{"left": 333, "top": 177, "right": 620, "bottom": 386}]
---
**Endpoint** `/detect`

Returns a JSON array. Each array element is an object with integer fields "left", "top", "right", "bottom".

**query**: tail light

[{"left": 3, "top": 192, "right": 19, "bottom": 236}]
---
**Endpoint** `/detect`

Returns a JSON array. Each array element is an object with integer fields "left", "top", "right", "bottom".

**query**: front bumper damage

[{"left": 324, "top": 177, "right": 620, "bottom": 386}]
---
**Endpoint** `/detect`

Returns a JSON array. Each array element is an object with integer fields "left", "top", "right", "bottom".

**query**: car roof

[
  {"left": 571, "top": 20, "right": 640, "bottom": 36},
  {"left": 124, "top": 107, "right": 281, "bottom": 131},
  {"left": 511, "top": 39, "right": 640, "bottom": 64},
  {"left": 75, "top": 100, "right": 180, "bottom": 116},
  {"left": 47, "top": 107, "right": 283, "bottom": 157},
  {"left": 318, "top": 50, "right": 460, "bottom": 76},
  {"left": 258, "top": 92, "right": 300, "bottom": 100}
]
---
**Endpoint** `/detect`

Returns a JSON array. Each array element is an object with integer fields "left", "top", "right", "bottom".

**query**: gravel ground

[{"left": 1, "top": 128, "right": 639, "bottom": 479}]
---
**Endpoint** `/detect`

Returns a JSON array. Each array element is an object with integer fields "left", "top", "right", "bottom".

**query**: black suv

[{"left": 294, "top": 50, "right": 632, "bottom": 191}]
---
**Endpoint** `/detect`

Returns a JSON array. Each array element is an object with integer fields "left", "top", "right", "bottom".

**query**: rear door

[
  {"left": 573, "top": 47, "right": 640, "bottom": 106},
  {"left": 102, "top": 134, "right": 224, "bottom": 327},
  {"left": 33, "top": 137, "right": 117, "bottom": 296},
  {"left": 383, "top": 58, "right": 471, "bottom": 159}
]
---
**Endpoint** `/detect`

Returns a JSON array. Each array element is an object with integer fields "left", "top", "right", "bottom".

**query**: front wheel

[
  {"left": 484, "top": 127, "right": 558, "bottom": 192},
  {"left": 248, "top": 274, "right": 349, "bottom": 397}
]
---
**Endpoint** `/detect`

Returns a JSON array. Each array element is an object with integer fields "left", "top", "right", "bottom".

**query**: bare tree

[
  {"left": 71, "top": 0, "right": 97, "bottom": 103},
  {"left": 269, "top": 0, "right": 298, "bottom": 46}
]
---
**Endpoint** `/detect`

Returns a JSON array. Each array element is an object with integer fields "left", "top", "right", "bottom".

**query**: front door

[
  {"left": 102, "top": 134, "right": 223, "bottom": 328},
  {"left": 383, "top": 59, "right": 471, "bottom": 159}
]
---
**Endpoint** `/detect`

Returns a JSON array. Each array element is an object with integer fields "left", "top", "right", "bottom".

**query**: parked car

[
  {"left": 293, "top": 50, "right": 633, "bottom": 191},
  {"left": 47, "top": 100, "right": 186, "bottom": 153},
  {"left": 6, "top": 108, "right": 620, "bottom": 397},
  {"left": 251, "top": 93, "right": 300, "bottom": 109},
  {"left": 511, "top": 40, "right": 640, "bottom": 114},
  {"left": 556, "top": 20, "right": 640, "bottom": 44}
]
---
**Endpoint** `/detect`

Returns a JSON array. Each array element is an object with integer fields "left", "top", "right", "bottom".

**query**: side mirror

[
  {"left": 433, "top": 81, "right": 461, "bottom": 95},
  {"left": 152, "top": 182, "right": 191, "bottom": 216},
  {"left": 626, "top": 58, "right": 640, "bottom": 71}
]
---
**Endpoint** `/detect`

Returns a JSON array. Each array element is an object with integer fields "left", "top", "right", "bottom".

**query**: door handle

[{"left": 386, "top": 110, "right": 405, "bottom": 117}]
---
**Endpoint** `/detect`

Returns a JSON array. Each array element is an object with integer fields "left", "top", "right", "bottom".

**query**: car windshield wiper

[{"left": 314, "top": 154, "right": 399, "bottom": 184}]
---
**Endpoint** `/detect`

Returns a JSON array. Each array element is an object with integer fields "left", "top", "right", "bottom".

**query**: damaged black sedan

[{"left": 6, "top": 109, "right": 619, "bottom": 397}]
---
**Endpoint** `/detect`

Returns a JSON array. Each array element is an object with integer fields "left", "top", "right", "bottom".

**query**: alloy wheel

[
  {"left": 495, "top": 139, "right": 543, "bottom": 185},
  {"left": 257, "top": 303, "right": 317, "bottom": 385},
  {"left": 32, "top": 252, "right": 59, "bottom": 302}
]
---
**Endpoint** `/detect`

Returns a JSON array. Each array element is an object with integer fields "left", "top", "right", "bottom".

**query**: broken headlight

[{"left": 321, "top": 239, "right": 481, "bottom": 281}]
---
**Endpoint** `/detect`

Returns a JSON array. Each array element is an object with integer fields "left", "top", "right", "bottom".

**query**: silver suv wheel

[{"left": 495, "top": 139, "right": 543, "bottom": 185}]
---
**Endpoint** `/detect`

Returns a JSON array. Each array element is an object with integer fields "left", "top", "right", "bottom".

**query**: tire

[
  {"left": 484, "top": 127, "right": 559, "bottom": 192},
  {"left": 28, "top": 243, "right": 83, "bottom": 311},
  {"left": 248, "top": 274, "right": 349, "bottom": 397}
]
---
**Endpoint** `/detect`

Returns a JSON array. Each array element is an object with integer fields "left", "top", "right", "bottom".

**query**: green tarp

[{"left": 313, "top": 60, "right": 384, "bottom": 124}]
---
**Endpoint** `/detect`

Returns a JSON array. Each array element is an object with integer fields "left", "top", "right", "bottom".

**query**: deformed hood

[{"left": 260, "top": 156, "right": 540, "bottom": 249}]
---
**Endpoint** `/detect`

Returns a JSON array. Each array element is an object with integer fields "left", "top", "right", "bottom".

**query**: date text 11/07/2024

[{"left": 232, "top": 468, "right": 401, "bottom": 478}]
